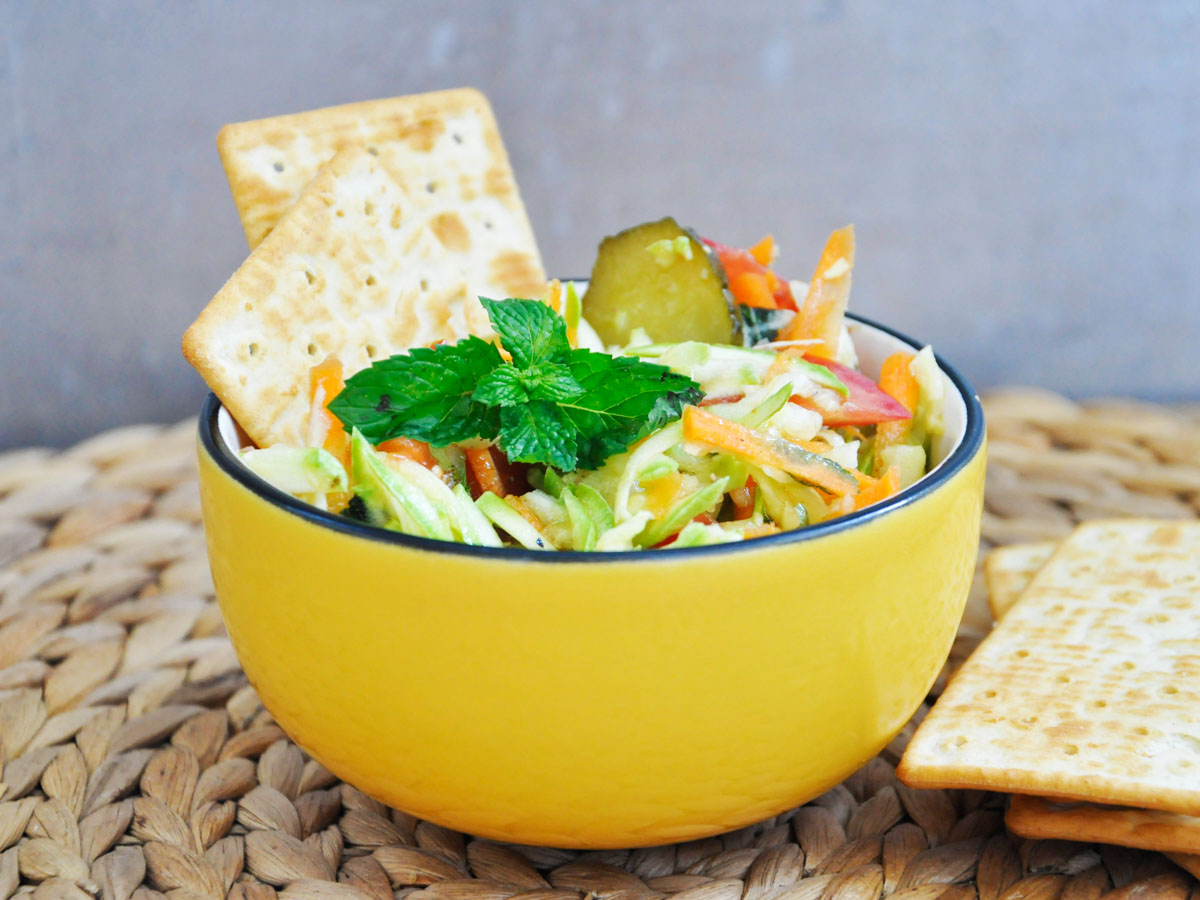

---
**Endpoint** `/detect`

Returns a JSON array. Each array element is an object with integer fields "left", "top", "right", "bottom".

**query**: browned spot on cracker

[
  {"left": 432, "top": 212, "right": 471, "bottom": 253},
  {"left": 489, "top": 252, "right": 545, "bottom": 298},
  {"left": 403, "top": 116, "right": 445, "bottom": 152},
  {"left": 484, "top": 167, "right": 512, "bottom": 197}
]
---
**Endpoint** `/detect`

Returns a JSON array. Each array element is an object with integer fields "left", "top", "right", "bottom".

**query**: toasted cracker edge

[{"left": 1006, "top": 794, "right": 1200, "bottom": 856}]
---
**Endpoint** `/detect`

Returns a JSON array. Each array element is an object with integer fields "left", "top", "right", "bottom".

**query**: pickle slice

[{"left": 582, "top": 218, "right": 738, "bottom": 347}]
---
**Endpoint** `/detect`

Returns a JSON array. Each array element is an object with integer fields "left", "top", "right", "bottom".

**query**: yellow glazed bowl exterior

[{"left": 197, "top": 321, "right": 986, "bottom": 848}]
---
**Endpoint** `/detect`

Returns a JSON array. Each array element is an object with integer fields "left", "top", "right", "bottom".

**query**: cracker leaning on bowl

[
  {"left": 217, "top": 86, "right": 546, "bottom": 325},
  {"left": 184, "top": 146, "right": 474, "bottom": 449},
  {"left": 903, "top": 521, "right": 1200, "bottom": 877}
]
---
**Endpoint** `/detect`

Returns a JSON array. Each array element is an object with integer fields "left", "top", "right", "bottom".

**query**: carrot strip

[
  {"left": 546, "top": 278, "right": 563, "bottom": 315},
  {"left": 874, "top": 353, "right": 919, "bottom": 470},
  {"left": 464, "top": 447, "right": 507, "bottom": 498},
  {"left": 854, "top": 465, "right": 901, "bottom": 510},
  {"left": 729, "top": 272, "right": 777, "bottom": 309},
  {"left": 378, "top": 437, "right": 438, "bottom": 470},
  {"left": 749, "top": 234, "right": 776, "bottom": 266},
  {"left": 681, "top": 406, "right": 855, "bottom": 497},
  {"left": 505, "top": 494, "right": 544, "bottom": 530},
  {"left": 308, "top": 355, "right": 349, "bottom": 468},
  {"left": 778, "top": 225, "right": 855, "bottom": 358}
]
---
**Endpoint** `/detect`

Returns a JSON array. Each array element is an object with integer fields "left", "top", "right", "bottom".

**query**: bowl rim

[{"left": 198, "top": 311, "right": 985, "bottom": 564}]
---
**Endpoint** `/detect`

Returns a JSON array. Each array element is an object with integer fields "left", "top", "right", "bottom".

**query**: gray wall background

[{"left": 3, "top": 1, "right": 1198, "bottom": 449}]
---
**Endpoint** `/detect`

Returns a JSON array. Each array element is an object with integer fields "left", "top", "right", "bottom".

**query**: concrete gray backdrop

[{"left": 2, "top": 1, "right": 1198, "bottom": 449}]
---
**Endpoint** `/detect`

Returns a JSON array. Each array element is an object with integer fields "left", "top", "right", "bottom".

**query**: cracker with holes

[
  {"left": 217, "top": 87, "right": 546, "bottom": 324},
  {"left": 183, "top": 146, "right": 473, "bottom": 448},
  {"left": 983, "top": 540, "right": 1058, "bottom": 620},
  {"left": 981, "top": 541, "right": 1200, "bottom": 872},
  {"left": 898, "top": 519, "right": 1200, "bottom": 814}
]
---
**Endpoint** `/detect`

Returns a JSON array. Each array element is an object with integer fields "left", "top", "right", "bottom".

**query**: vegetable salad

[{"left": 238, "top": 223, "right": 945, "bottom": 551}]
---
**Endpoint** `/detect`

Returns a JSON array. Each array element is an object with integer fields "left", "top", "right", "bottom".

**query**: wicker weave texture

[{"left": 0, "top": 389, "right": 1197, "bottom": 900}]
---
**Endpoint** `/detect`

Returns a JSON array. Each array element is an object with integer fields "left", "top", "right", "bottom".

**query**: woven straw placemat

[{"left": 0, "top": 388, "right": 1198, "bottom": 900}]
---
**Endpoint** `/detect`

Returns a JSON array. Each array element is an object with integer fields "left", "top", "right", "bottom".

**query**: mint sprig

[
  {"left": 328, "top": 299, "right": 703, "bottom": 471},
  {"left": 327, "top": 335, "right": 502, "bottom": 446}
]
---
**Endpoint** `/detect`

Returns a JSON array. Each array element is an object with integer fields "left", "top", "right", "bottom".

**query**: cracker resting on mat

[
  {"left": 899, "top": 519, "right": 1200, "bottom": 814},
  {"left": 988, "top": 542, "right": 1200, "bottom": 873},
  {"left": 217, "top": 87, "right": 546, "bottom": 321},
  {"left": 184, "top": 146, "right": 472, "bottom": 449},
  {"left": 983, "top": 540, "right": 1058, "bottom": 620},
  {"left": 1007, "top": 795, "right": 1200, "bottom": 855}
]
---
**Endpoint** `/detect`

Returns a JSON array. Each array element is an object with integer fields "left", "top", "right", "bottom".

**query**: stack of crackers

[
  {"left": 898, "top": 519, "right": 1200, "bottom": 881},
  {"left": 183, "top": 88, "right": 546, "bottom": 448}
]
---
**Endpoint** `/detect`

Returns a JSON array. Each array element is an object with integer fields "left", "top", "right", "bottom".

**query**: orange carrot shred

[
  {"left": 874, "top": 352, "right": 919, "bottom": 475},
  {"left": 505, "top": 494, "right": 544, "bottom": 530},
  {"left": 749, "top": 234, "right": 775, "bottom": 266},
  {"left": 309, "top": 355, "right": 349, "bottom": 469},
  {"left": 730, "top": 272, "right": 777, "bottom": 309},
  {"left": 777, "top": 225, "right": 855, "bottom": 357},
  {"left": 546, "top": 279, "right": 563, "bottom": 315},
  {"left": 378, "top": 437, "right": 438, "bottom": 470},
  {"left": 682, "top": 406, "right": 855, "bottom": 497},
  {"left": 854, "top": 465, "right": 901, "bottom": 511}
]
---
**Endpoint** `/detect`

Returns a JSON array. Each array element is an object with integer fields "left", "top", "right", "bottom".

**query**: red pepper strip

[
  {"left": 702, "top": 238, "right": 798, "bottom": 311},
  {"left": 464, "top": 447, "right": 506, "bottom": 499},
  {"left": 492, "top": 448, "right": 531, "bottom": 496},
  {"left": 798, "top": 356, "right": 913, "bottom": 427}
]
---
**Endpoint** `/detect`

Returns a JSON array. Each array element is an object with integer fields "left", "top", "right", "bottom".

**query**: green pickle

[{"left": 583, "top": 217, "right": 739, "bottom": 347}]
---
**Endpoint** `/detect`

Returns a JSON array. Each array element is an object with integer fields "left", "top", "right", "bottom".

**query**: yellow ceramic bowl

[{"left": 197, "top": 313, "right": 986, "bottom": 848}]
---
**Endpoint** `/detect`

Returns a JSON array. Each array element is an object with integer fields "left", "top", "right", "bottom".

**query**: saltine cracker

[
  {"left": 184, "top": 146, "right": 473, "bottom": 448},
  {"left": 899, "top": 519, "right": 1200, "bottom": 814},
  {"left": 984, "top": 540, "right": 1200, "bottom": 871},
  {"left": 983, "top": 541, "right": 1058, "bottom": 620},
  {"left": 217, "top": 88, "right": 546, "bottom": 321},
  {"left": 1006, "top": 795, "right": 1200, "bottom": 856}
]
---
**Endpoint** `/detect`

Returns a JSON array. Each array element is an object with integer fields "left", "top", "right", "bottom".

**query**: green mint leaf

[
  {"left": 558, "top": 349, "right": 704, "bottom": 469},
  {"left": 330, "top": 299, "right": 702, "bottom": 471},
  {"left": 474, "top": 362, "right": 582, "bottom": 408},
  {"left": 524, "top": 362, "right": 583, "bottom": 403},
  {"left": 480, "top": 297, "right": 569, "bottom": 368},
  {"left": 329, "top": 335, "right": 503, "bottom": 445},
  {"left": 473, "top": 366, "right": 528, "bottom": 407},
  {"left": 499, "top": 400, "right": 578, "bottom": 470}
]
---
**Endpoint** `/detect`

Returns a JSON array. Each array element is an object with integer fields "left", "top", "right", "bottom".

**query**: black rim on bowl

[{"left": 199, "top": 312, "right": 986, "bottom": 563}]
